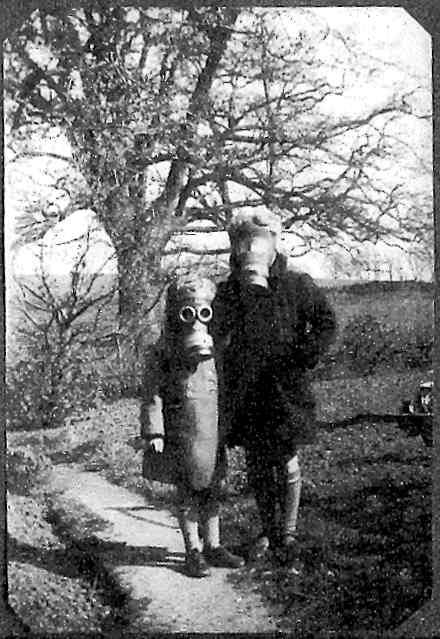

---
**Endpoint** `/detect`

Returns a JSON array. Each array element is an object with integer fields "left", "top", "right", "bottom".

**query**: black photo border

[{"left": 1, "top": 1, "right": 439, "bottom": 636}]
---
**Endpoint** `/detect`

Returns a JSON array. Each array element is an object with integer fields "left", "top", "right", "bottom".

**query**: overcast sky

[
  {"left": 312, "top": 7, "right": 430, "bottom": 72},
  {"left": 6, "top": 7, "right": 432, "bottom": 282}
]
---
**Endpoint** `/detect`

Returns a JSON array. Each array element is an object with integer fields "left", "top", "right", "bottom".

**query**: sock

[
  {"left": 200, "top": 496, "right": 221, "bottom": 549},
  {"left": 282, "top": 459, "right": 302, "bottom": 541},
  {"left": 178, "top": 501, "right": 201, "bottom": 553},
  {"left": 203, "top": 514, "right": 220, "bottom": 549}
]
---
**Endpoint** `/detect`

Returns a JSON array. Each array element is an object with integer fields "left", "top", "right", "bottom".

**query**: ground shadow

[
  {"left": 223, "top": 453, "right": 432, "bottom": 634},
  {"left": 107, "top": 505, "right": 180, "bottom": 531},
  {"left": 8, "top": 535, "right": 186, "bottom": 576}
]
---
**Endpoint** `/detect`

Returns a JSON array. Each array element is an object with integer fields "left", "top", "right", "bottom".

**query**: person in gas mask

[
  {"left": 212, "top": 210, "right": 336, "bottom": 565},
  {"left": 140, "top": 276, "right": 244, "bottom": 577}
]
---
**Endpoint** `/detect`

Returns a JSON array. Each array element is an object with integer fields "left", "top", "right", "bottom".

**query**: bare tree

[
  {"left": 5, "top": 6, "right": 431, "bottom": 320},
  {"left": 8, "top": 228, "right": 118, "bottom": 429}
]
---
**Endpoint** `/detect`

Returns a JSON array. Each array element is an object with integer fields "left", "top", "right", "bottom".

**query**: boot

[
  {"left": 199, "top": 498, "right": 245, "bottom": 569},
  {"left": 204, "top": 545, "right": 245, "bottom": 569},
  {"left": 178, "top": 500, "right": 210, "bottom": 577},
  {"left": 248, "top": 535, "right": 271, "bottom": 563},
  {"left": 185, "top": 548, "right": 211, "bottom": 578}
]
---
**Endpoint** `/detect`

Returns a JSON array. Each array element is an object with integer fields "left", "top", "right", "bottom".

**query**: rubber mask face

[
  {"left": 232, "top": 228, "right": 277, "bottom": 291},
  {"left": 177, "top": 298, "right": 214, "bottom": 361}
]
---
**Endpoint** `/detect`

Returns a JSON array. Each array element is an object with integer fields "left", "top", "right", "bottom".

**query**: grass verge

[
  {"left": 7, "top": 490, "right": 119, "bottom": 634},
  {"left": 7, "top": 366, "right": 433, "bottom": 634}
]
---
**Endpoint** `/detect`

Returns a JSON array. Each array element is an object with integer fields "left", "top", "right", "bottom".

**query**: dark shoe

[
  {"left": 185, "top": 549, "right": 211, "bottom": 578},
  {"left": 274, "top": 537, "right": 300, "bottom": 568},
  {"left": 204, "top": 545, "right": 245, "bottom": 569},
  {"left": 248, "top": 535, "right": 271, "bottom": 564}
]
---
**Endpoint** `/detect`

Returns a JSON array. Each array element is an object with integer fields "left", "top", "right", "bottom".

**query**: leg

[
  {"left": 275, "top": 453, "right": 302, "bottom": 566},
  {"left": 280, "top": 453, "right": 302, "bottom": 542},
  {"left": 177, "top": 501, "right": 202, "bottom": 554},
  {"left": 198, "top": 488, "right": 221, "bottom": 549},
  {"left": 246, "top": 448, "right": 280, "bottom": 555},
  {"left": 199, "top": 490, "right": 244, "bottom": 569},
  {"left": 176, "top": 486, "right": 210, "bottom": 578}
]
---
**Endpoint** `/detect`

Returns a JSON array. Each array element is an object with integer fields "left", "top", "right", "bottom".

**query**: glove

[{"left": 148, "top": 437, "right": 164, "bottom": 454}]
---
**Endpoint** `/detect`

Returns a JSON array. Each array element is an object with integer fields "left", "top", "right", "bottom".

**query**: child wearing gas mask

[
  {"left": 140, "top": 277, "right": 244, "bottom": 577},
  {"left": 213, "top": 210, "right": 336, "bottom": 565}
]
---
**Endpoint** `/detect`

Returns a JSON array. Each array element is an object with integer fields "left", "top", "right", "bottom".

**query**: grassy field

[{"left": 6, "top": 279, "right": 434, "bottom": 634}]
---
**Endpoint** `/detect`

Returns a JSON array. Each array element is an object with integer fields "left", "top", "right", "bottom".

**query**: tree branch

[{"left": 155, "top": 8, "right": 239, "bottom": 219}]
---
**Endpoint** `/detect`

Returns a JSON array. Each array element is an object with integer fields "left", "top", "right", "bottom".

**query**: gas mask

[
  {"left": 231, "top": 227, "right": 278, "bottom": 291},
  {"left": 166, "top": 277, "right": 216, "bottom": 363},
  {"left": 177, "top": 299, "right": 214, "bottom": 361}
]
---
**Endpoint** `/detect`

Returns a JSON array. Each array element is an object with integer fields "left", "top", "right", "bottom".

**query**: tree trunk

[
  {"left": 116, "top": 242, "right": 165, "bottom": 332},
  {"left": 117, "top": 249, "right": 141, "bottom": 320}
]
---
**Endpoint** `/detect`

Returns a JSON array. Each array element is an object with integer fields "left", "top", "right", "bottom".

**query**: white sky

[
  {"left": 312, "top": 7, "right": 430, "bottom": 74},
  {"left": 6, "top": 7, "right": 432, "bottom": 283}
]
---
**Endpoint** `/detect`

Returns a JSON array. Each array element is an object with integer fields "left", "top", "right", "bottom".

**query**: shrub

[
  {"left": 225, "top": 447, "right": 248, "bottom": 495},
  {"left": 340, "top": 313, "right": 432, "bottom": 376},
  {"left": 400, "top": 326, "right": 433, "bottom": 369},
  {"left": 7, "top": 445, "right": 51, "bottom": 495},
  {"left": 97, "top": 336, "right": 145, "bottom": 399},
  {"left": 341, "top": 314, "right": 391, "bottom": 375},
  {"left": 6, "top": 339, "right": 103, "bottom": 431}
]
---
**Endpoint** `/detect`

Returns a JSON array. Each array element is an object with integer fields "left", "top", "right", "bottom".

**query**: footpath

[{"left": 52, "top": 465, "right": 278, "bottom": 634}]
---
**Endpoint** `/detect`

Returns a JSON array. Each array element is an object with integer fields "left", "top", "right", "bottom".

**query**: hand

[{"left": 149, "top": 437, "right": 164, "bottom": 454}]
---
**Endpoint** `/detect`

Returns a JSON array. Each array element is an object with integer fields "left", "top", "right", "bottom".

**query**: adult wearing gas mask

[{"left": 213, "top": 210, "right": 336, "bottom": 565}]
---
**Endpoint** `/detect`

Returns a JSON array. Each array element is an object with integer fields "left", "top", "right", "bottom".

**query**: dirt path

[{"left": 52, "top": 464, "right": 278, "bottom": 633}]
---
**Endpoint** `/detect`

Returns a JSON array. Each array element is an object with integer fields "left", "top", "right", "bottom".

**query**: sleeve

[
  {"left": 139, "top": 340, "right": 165, "bottom": 440},
  {"left": 289, "top": 271, "right": 337, "bottom": 369},
  {"left": 306, "top": 273, "right": 337, "bottom": 359},
  {"left": 211, "top": 279, "right": 236, "bottom": 345}
]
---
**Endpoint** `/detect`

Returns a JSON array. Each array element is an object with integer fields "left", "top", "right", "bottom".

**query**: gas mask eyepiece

[
  {"left": 197, "top": 305, "right": 213, "bottom": 323},
  {"left": 179, "top": 305, "right": 197, "bottom": 324},
  {"left": 178, "top": 305, "right": 213, "bottom": 324},
  {"left": 167, "top": 277, "right": 217, "bottom": 364},
  {"left": 177, "top": 304, "right": 214, "bottom": 361}
]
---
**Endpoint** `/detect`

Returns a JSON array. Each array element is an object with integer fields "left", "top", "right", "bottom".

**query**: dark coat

[{"left": 212, "top": 253, "right": 336, "bottom": 457}]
